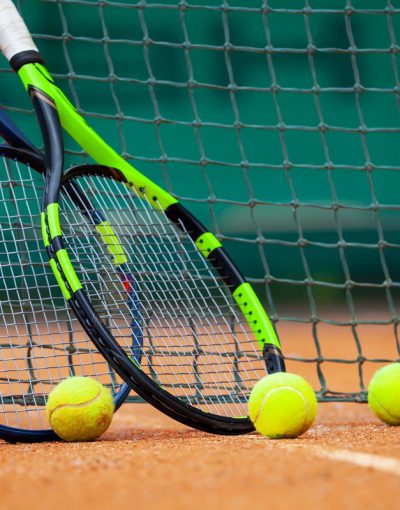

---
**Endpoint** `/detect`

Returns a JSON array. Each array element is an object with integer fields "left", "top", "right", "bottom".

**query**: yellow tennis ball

[
  {"left": 248, "top": 372, "right": 317, "bottom": 439},
  {"left": 46, "top": 376, "right": 114, "bottom": 441},
  {"left": 368, "top": 363, "right": 400, "bottom": 425}
]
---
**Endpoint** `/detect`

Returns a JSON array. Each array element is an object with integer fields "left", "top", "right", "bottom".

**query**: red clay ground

[
  {"left": 1, "top": 312, "right": 399, "bottom": 510},
  {"left": 1, "top": 402, "right": 400, "bottom": 510}
]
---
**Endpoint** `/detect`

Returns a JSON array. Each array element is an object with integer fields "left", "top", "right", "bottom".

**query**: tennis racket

[
  {"left": 0, "top": 0, "right": 285, "bottom": 434},
  {"left": 0, "top": 108, "right": 131, "bottom": 442}
]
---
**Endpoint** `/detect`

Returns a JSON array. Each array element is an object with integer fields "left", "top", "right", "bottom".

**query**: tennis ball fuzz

[
  {"left": 368, "top": 363, "right": 400, "bottom": 425},
  {"left": 248, "top": 372, "right": 317, "bottom": 439},
  {"left": 46, "top": 376, "right": 114, "bottom": 441}
]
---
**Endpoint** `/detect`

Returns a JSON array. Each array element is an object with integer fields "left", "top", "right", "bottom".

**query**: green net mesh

[{"left": 1, "top": 0, "right": 400, "bottom": 402}]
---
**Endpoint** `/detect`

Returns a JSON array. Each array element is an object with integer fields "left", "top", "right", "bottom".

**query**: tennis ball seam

[
  {"left": 253, "top": 386, "right": 310, "bottom": 430},
  {"left": 48, "top": 385, "right": 104, "bottom": 421}
]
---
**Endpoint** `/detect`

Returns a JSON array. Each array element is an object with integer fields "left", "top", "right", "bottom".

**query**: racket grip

[{"left": 0, "top": 0, "right": 38, "bottom": 61}]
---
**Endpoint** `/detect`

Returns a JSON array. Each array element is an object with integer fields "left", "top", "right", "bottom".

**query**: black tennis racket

[{"left": 0, "top": 0, "right": 285, "bottom": 434}]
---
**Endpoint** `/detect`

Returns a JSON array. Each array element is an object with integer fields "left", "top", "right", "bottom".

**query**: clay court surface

[
  {"left": 0, "top": 402, "right": 399, "bottom": 510},
  {"left": 1, "top": 312, "right": 398, "bottom": 510}
]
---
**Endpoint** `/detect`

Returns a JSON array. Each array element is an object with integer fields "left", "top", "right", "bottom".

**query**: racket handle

[{"left": 0, "top": 0, "right": 38, "bottom": 61}]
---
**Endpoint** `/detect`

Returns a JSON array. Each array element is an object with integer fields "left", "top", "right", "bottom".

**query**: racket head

[
  {"left": 0, "top": 145, "right": 130, "bottom": 442},
  {"left": 49, "top": 163, "right": 285, "bottom": 434}
]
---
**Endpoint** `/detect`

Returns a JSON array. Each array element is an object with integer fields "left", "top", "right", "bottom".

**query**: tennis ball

[
  {"left": 248, "top": 372, "right": 317, "bottom": 439},
  {"left": 368, "top": 363, "right": 400, "bottom": 425},
  {"left": 46, "top": 376, "right": 114, "bottom": 441}
]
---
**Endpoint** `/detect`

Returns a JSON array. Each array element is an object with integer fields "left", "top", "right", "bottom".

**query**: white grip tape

[{"left": 0, "top": 0, "right": 38, "bottom": 61}]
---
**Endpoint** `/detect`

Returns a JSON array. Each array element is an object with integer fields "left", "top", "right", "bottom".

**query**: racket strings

[
  {"left": 61, "top": 174, "right": 266, "bottom": 417},
  {"left": 0, "top": 155, "right": 124, "bottom": 430}
]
